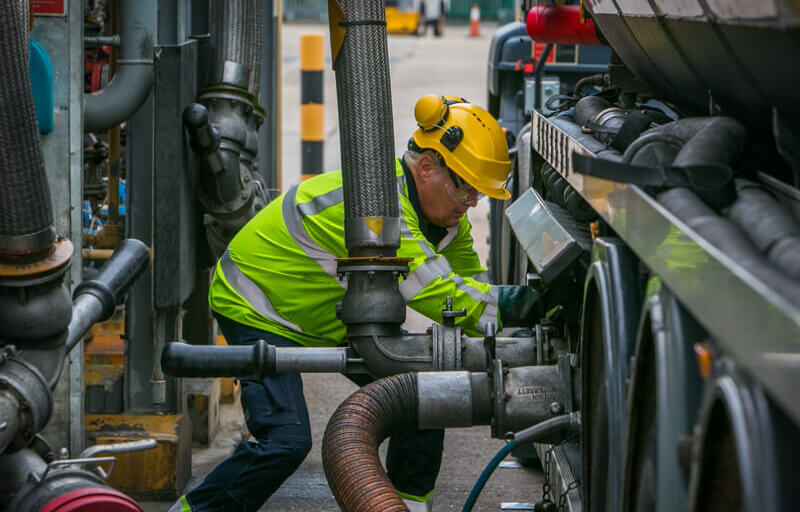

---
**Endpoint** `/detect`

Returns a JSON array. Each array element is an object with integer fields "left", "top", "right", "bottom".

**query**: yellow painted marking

[{"left": 365, "top": 217, "right": 384, "bottom": 235}]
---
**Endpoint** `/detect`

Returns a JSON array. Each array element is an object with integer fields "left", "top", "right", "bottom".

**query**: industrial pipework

[
  {"left": 84, "top": 0, "right": 154, "bottom": 133},
  {"left": 0, "top": 4, "right": 154, "bottom": 509},
  {"left": 0, "top": 0, "right": 74, "bottom": 455},
  {"left": 183, "top": 0, "right": 269, "bottom": 258},
  {"left": 321, "top": 372, "right": 580, "bottom": 511},
  {"left": 332, "top": 0, "right": 409, "bottom": 338}
]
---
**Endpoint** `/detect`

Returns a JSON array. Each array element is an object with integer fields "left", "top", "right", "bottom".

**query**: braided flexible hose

[{"left": 0, "top": 0, "right": 54, "bottom": 253}]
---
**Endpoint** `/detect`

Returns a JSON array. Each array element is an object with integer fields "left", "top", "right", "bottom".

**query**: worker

[{"left": 170, "top": 95, "right": 542, "bottom": 512}]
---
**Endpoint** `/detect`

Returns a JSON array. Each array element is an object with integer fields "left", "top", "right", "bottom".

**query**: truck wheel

[
  {"left": 632, "top": 428, "right": 657, "bottom": 512},
  {"left": 585, "top": 298, "right": 610, "bottom": 512},
  {"left": 626, "top": 337, "right": 657, "bottom": 512}
]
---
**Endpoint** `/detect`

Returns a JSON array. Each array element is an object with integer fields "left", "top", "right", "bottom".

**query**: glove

[{"left": 497, "top": 285, "right": 542, "bottom": 327}]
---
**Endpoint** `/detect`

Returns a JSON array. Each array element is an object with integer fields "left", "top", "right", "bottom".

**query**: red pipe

[{"left": 526, "top": 5, "right": 602, "bottom": 46}]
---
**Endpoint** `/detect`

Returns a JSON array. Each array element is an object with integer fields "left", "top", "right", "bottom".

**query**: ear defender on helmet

[{"left": 411, "top": 94, "right": 512, "bottom": 200}]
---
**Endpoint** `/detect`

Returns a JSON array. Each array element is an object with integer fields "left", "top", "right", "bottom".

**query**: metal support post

[{"left": 31, "top": 0, "right": 85, "bottom": 457}]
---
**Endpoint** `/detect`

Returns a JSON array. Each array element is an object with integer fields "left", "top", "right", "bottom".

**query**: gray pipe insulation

[
  {"left": 335, "top": 0, "right": 399, "bottom": 255},
  {"left": 0, "top": 1, "right": 54, "bottom": 256},
  {"left": 84, "top": 0, "right": 155, "bottom": 133}
]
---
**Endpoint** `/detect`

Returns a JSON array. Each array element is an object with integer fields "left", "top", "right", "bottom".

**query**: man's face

[{"left": 416, "top": 154, "right": 480, "bottom": 228}]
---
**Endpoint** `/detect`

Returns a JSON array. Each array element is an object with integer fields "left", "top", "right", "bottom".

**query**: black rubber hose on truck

[{"left": 725, "top": 180, "right": 800, "bottom": 281}]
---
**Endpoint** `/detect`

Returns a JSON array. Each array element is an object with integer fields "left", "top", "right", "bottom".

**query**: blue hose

[{"left": 461, "top": 439, "right": 517, "bottom": 512}]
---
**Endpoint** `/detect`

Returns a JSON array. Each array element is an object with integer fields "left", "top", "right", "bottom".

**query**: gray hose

[
  {"left": 210, "top": 0, "right": 263, "bottom": 95},
  {"left": 0, "top": 1, "right": 54, "bottom": 255},
  {"left": 84, "top": 0, "right": 155, "bottom": 133},
  {"left": 335, "top": 0, "right": 399, "bottom": 254}
]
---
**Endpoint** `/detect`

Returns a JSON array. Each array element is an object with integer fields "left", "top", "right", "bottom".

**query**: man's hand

[{"left": 497, "top": 285, "right": 542, "bottom": 327}]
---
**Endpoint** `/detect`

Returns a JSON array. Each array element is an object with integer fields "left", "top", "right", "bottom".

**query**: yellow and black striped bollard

[{"left": 301, "top": 33, "right": 324, "bottom": 180}]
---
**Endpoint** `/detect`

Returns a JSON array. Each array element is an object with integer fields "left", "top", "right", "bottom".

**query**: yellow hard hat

[{"left": 411, "top": 94, "right": 511, "bottom": 199}]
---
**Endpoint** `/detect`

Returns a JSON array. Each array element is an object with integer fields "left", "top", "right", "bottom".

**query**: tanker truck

[{"left": 485, "top": 2, "right": 800, "bottom": 511}]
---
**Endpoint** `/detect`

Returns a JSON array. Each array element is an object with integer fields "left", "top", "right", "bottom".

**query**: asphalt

[{"left": 143, "top": 20, "right": 545, "bottom": 512}]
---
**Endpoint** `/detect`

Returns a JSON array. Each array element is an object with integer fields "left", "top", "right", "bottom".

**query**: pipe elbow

[{"left": 84, "top": 62, "right": 153, "bottom": 133}]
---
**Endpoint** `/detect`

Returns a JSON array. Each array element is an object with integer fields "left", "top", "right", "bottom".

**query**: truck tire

[{"left": 626, "top": 331, "right": 657, "bottom": 512}]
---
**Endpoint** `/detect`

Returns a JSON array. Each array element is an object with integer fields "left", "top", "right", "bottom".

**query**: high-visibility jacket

[{"left": 208, "top": 158, "right": 501, "bottom": 347}]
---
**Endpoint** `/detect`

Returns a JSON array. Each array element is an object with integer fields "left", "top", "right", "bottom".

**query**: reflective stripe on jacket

[{"left": 209, "top": 158, "right": 501, "bottom": 347}]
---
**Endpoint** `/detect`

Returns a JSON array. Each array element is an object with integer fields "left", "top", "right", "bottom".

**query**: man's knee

[
  {"left": 262, "top": 425, "right": 312, "bottom": 467},
  {"left": 282, "top": 436, "right": 313, "bottom": 466}
]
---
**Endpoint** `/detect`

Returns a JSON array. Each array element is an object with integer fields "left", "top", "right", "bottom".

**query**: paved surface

[{"left": 143, "top": 20, "right": 544, "bottom": 512}]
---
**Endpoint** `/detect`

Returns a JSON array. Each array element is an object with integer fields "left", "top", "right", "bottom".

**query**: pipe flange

[
  {"left": 0, "top": 238, "right": 73, "bottom": 287},
  {"left": 198, "top": 88, "right": 257, "bottom": 113},
  {"left": 0, "top": 356, "right": 52, "bottom": 452},
  {"left": 491, "top": 359, "right": 505, "bottom": 438},
  {"left": 336, "top": 256, "right": 411, "bottom": 277},
  {"left": 431, "top": 323, "right": 462, "bottom": 370}
]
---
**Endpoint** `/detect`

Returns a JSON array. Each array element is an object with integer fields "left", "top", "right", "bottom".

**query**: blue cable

[{"left": 461, "top": 439, "right": 517, "bottom": 512}]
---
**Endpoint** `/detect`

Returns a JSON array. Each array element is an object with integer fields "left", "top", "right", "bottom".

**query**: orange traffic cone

[{"left": 470, "top": 3, "right": 480, "bottom": 37}]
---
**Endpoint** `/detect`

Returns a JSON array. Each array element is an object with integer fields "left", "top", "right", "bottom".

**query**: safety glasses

[{"left": 444, "top": 168, "right": 484, "bottom": 206}]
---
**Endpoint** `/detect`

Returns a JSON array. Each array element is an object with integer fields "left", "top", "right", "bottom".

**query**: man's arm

[{"left": 399, "top": 210, "right": 500, "bottom": 335}]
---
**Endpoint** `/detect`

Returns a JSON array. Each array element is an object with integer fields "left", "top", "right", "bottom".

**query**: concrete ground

[{"left": 143, "top": 20, "right": 544, "bottom": 512}]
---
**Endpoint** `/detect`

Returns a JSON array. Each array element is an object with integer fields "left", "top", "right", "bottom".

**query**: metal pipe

[
  {"left": 79, "top": 438, "right": 157, "bottom": 458},
  {"left": 81, "top": 248, "right": 114, "bottom": 260},
  {"left": 84, "top": 0, "right": 154, "bottom": 133},
  {"left": 417, "top": 371, "right": 492, "bottom": 428},
  {"left": 161, "top": 341, "right": 350, "bottom": 378},
  {"left": 84, "top": 35, "right": 120, "bottom": 47},
  {"left": 511, "top": 411, "right": 580, "bottom": 444},
  {"left": 533, "top": 43, "right": 553, "bottom": 111},
  {"left": 161, "top": 331, "right": 540, "bottom": 379}
]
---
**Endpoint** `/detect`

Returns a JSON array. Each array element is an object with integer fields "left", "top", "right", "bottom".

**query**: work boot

[
  {"left": 403, "top": 498, "right": 433, "bottom": 512},
  {"left": 168, "top": 495, "right": 191, "bottom": 512}
]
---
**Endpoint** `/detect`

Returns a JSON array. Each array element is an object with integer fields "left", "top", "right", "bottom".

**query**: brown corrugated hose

[{"left": 322, "top": 373, "right": 418, "bottom": 512}]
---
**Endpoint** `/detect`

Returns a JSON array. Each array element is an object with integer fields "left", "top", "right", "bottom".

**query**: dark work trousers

[{"left": 184, "top": 314, "right": 444, "bottom": 512}]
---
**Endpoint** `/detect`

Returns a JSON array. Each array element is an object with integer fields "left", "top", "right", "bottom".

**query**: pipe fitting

[
  {"left": 185, "top": 95, "right": 268, "bottom": 257},
  {"left": 322, "top": 367, "right": 571, "bottom": 511},
  {"left": 0, "top": 356, "right": 53, "bottom": 453},
  {"left": 161, "top": 328, "right": 543, "bottom": 380},
  {"left": 0, "top": 270, "right": 72, "bottom": 347},
  {"left": 83, "top": 0, "right": 155, "bottom": 133},
  {"left": 417, "top": 371, "right": 491, "bottom": 428},
  {"left": 336, "top": 259, "right": 409, "bottom": 338}
]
